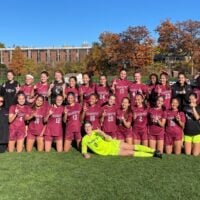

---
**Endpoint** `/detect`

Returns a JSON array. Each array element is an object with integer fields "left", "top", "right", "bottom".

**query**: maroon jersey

[
  {"left": 155, "top": 85, "right": 172, "bottom": 109},
  {"left": 28, "top": 106, "right": 47, "bottom": 135},
  {"left": 148, "top": 108, "right": 166, "bottom": 135},
  {"left": 132, "top": 106, "right": 148, "bottom": 130},
  {"left": 45, "top": 105, "right": 64, "bottom": 136},
  {"left": 116, "top": 108, "right": 133, "bottom": 132},
  {"left": 193, "top": 88, "right": 200, "bottom": 105},
  {"left": 129, "top": 82, "right": 147, "bottom": 104},
  {"left": 34, "top": 82, "right": 49, "bottom": 97},
  {"left": 102, "top": 104, "right": 117, "bottom": 133},
  {"left": 85, "top": 104, "right": 102, "bottom": 129},
  {"left": 9, "top": 105, "right": 30, "bottom": 131},
  {"left": 20, "top": 85, "right": 34, "bottom": 99},
  {"left": 79, "top": 84, "right": 96, "bottom": 104},
  {"left": 95, "top": 85, "right": 110, "bottom": 106},
  {"left": 65, "top": 103, "right": 82, "bottom": 132},
  {"left": 65, "top": 86, "right": 79, "bottom": 103},
  {"left": 165, "top": 110, "right": 185, "bottom": 135},
  {"left": 111, "top": 79, "right": 130, "bottom": 105}
]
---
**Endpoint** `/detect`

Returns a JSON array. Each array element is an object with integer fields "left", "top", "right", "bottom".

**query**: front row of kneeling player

[{"left": 6, "top": 91, "right": 200, "bottom": 157}]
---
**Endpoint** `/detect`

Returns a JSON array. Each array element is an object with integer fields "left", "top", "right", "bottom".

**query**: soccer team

[{"left": 0, "top": 68, "right": 200, "bottom": 158}]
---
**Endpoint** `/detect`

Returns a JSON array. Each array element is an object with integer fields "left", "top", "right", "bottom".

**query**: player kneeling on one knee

[{"left": 81, "top": 121, "right": 162, "bottom": 159}]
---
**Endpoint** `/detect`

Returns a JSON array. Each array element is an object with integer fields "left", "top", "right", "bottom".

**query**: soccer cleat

[{"left": 153, "top": 150, "right": 162, "bottom": 159}]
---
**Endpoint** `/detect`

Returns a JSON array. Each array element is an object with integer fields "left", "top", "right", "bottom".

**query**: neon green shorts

[
  {"left": 107, "top": 140, "right": 121, "bottom": 156},
  {"left": 184, "top": 134, "right": 200, "bottom": 143}
]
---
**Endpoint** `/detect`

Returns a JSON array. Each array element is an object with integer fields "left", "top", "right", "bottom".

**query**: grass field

[{"left": 0, "top": 149, "right": 200, "bottom": 200}]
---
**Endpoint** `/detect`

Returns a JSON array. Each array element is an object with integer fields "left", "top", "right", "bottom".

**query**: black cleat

[{"left": 153, "top": 150, "right": 162, "bottom": 159}]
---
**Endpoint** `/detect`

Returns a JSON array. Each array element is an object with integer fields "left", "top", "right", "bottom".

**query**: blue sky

[{"left": 1, "top": 0, "right": 200, "bottom": 47}]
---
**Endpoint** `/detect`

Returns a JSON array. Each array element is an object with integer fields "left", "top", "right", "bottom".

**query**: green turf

[{"left": 0, "top": 149, "right": 200, "bottom": 200}]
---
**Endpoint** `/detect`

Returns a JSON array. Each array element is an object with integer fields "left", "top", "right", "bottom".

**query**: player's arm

[
  {"left": 192, "top": 106, "right": 200, "bottom": 121},
  {"left": 82, "top": 139, "right": 91, "bottom": 159},
  {"left": 157, "top": 118, "right": 166, "bottom": 127},
  {"left": 8, "top": 107, "right": 19, "bottom": 123},
  {"left": 96, "top": 129, "right": 112, "bottom": 141},
  {"left": 121, "top": 116, "right": 131, "bottom": 128}
]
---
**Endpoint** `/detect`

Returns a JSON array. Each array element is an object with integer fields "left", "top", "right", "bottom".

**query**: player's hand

[
  {"left": 15, "top": 108, "right": 19, "bottom": 115},
  {"left": 175, "top": 113, "right": 181, "bottom": 122},
  {"left": 84, "top": 153, "right": 91, "bottom": 159},
  {"left": 102, "top": 110, "right": 106, "bottom": 117},
  {"left": 48, "top": 109, "right": 54, "bottom": 116},
  {"left": 64, "top": 107, "right": 68, "bottom": 115},
  {"left": 16, "top": 85, "right": 20, "bottom": 93},
  {"left": 83, "top": 103, "right": 88, "bottom": 112}
]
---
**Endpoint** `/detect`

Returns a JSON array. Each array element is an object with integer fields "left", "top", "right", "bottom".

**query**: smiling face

[
  {"left": 178, "top": 74, "right": 186, "bottom": 85},
  {"left": 156, "top": 96, "right": 164, "bottom": 108},
  {"left": 25, "top": 76, "right": 33, "bottom": 85},
  {"left": 135, "top": 94, "right": 143, "bottom": 107},
  {"left": 108, "top": 95, "right": 116, "bottom": 106},
  {"left": 89, "top": 95, "right": 97, "bottom": 106},
  {"left": 121, "top": 98, "right": 130, "bottom": 110},
  {"left": 84, "top": 122, "right": 93, "bottom": 134},
  {"left": 119, "top": 70, "right": 127, "bottom": 80},
  {"left": 160, "top": 74, "right": 167, "bottom": 85},
  {"left": 17, "top": 94, "right": 26, "bottom": 106},
  {"left": 171, "top": 98, "right": 179, "bottom": 110},
  {"left": 134, "top": 72, "right": 141, "bottom": 83},
  {"left": 55, "top": 72, "right": 63, "bottom": 82},
  {"left": 0, "top": 96, "right": 4, "bottom": 107},
  {"left": 83, "top": 74, "right": 90, "bottom": 85},
  {"left": 35, "top": 96, "right": 44, "bottom": 107},
  {"left": 189, "top": 94, "right": 197, "bottom": 105},
  {"left": 69, "top": 77, "right": 76, "bottom": 88},
  {"left": 67, "top": 94, "right": 75, "bottom": 105},
  {"left": 150, "top": 75, "right": 157, "bottom": 85},
  {"left": 40, "top": 73, "right": 48, "bottom": 83},
  {"left": 100, "top": 76, "right": 107, "bottom": 86},
  {"left": 7, "top": 72, "right": 14, "bottom": 81},
  {"left": 55, "top": 95, "right": 63, "bottom": 106}
]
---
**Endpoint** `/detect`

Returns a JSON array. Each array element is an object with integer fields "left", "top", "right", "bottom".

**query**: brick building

[{"left": 0, "top": 46, "right": 91, "bottom": 67}]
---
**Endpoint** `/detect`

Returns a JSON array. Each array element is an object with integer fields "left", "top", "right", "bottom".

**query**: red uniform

[
  {"left": 34, "top": 82, "right": 49, "bottom": 97},
  {"left": 165, "top": 110, "right": 185, "bottom": 145},
  {"left": 65, "top": 87, "right": 79, "bottom": 103},
  {"left": 95, "top": 85, "right": 110, "bottom": 106},
  {"left": 132, "top": 106, "right": 148, "bottom": 141},
  {"left": 20, "top": 85, "right": 34, "bottom": 99},
  {"left": 111, "top": 79, "right": 130, "bottom": 106},
  {"left": 148, "top": 108, "right": 166, "bottom": 140},
  {"left": 27, "top": 106, "right": 47, "bottom": 140},
  {"left": 79, "top": 84, "right": 96, "bottom": 104},
  {"left": 155, "top": 85, "right": 172, "bottom": 110},
  {"left": 9, "top": 105, "right": 30, "bottom": 141},
  {"left": 116, "top": 109, "right": 133, "bottom": 140},
  {"left": 85, "top": 104, "right": 102, "bottom": 129},
  {"left": 128, "top": 82, "right": 147, "bottom": 105},
  {"left": 101, "top": 104, "right": 117, "bottom": 138},
  {"left": 44, "top": 105, "right": 64, "bottom": 141},
  {"left": 65, "top": 103, "right": 82, "bottom": 140}
]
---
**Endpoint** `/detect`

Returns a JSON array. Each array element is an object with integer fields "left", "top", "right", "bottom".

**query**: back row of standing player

[{"left": 0, "top": 69, "right": 200, "bottom": 155}]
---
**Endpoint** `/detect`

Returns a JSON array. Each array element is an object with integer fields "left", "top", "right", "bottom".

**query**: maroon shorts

[
  {"left": 9, "top": 128, "right": 25, "bottom": 141},
  {"left": 105, "top": 131, "right": 117, "bottom": 139},
  {"left": 65, "top": 130, "right": 82, "bottom": 141},
  {"left": 117, "top": 128, "right": 133, "bottom": 140},
  {"left": 27, "top": 131, "right": 43, "bottom": 140},
  {"left": 133, "top": 128, "right": 148, "bottom": 141},
  {"left": 165, "top": 132, "right": 182, "bottom": 145},
  {"left": 148, "top": 134, "right": 164, "bottom": 141},
  {"left": 44, "top": 135, "right": 63, "bottom": 142}
]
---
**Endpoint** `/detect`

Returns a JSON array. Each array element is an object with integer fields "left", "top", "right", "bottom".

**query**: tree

[
  {"left": 22, "top": 58, "right": 36, "bottom": 75},
  {"left": 0, "top": 42, "right": 5, "bottom": 48},
  {"left": 9, "top": 47, "right": 25, "bottom": 75}
]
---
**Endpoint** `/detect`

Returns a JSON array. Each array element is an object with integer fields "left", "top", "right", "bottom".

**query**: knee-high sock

[
  {"left": 134, "top": 151, "right": 153, "bottom": 157},
  {"left": 134, "top": 145, "right": 154, "bottom": 153}
]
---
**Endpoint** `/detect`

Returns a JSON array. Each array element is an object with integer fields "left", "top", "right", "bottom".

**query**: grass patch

[{"left": 0, "top": 149, "right": 199, "bottom": 200}]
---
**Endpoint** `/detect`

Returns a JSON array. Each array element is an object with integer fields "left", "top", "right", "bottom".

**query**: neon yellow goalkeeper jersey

[{"left": 82, "top": 130, "right": 119, "bottom": 156}]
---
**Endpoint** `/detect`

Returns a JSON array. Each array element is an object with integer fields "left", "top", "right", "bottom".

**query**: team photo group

[{"left": 0, "top": 68, "right": 200, "bottom": 158}]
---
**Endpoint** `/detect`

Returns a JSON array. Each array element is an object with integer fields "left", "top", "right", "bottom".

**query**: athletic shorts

[
  {"left": 117, "top": 129, "right": 133, "bottom": 140},
  {"left": 133, "top": 128, "right": 148, "bottom": 141},
  {"left": 27, "top": 131, "right": 43, "bottom": 140},
  {"left": 184, "top": 134, "right": 200, "bottom": 143},
  {"left": 107, "top": 140, "right": 120, "bottom": 156},
  {"left": 65, "top": 131, "right": 82, "bottom": 141},
  {"left": 44, "top": 135, "right": 63, "bottom": 142},
  {"left": 165, "top": 132, "right": 182, "bottom": 146},
  {"left": 148, "top": 134, "right": 164, "bottom": 141},
  {"left": 9, "top": 128, "right": 25, "bottom": 141}
]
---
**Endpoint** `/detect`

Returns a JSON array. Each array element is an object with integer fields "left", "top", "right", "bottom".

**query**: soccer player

[
  {"left": 81, "top": 94, "right": 102, "bottom": 129},
  {"left": 26, "top": 95, "right": 47, "bottom": 152},
  {"left": 63, "top": 92, "right": 82, "bottom": 152},
  {"left": 111, "top": 69, "right": 130, "bottom": 107},
  {"left": 44, "top": 95, "right": 64, "bottom": 152},
  {"left": 148, "top": 96, "right": 166, "bottom": 153},
  {"left": 64, "top": 76, "right": 79, "bottom": 103},
  {"left": 101, "top": 95, "right": 117, "bottom": 139},
  {"left": 128, "top": 71, "right": 147, "bottom": 106},
  {"left": 165, "top": 98, "right": 185, "bottom": 155},
  {"left": 82, "top": 121, "right": 162, "bottom": 159},
  {"left": 48, "top": 70, "right": 65, "bottom": 105},
  {"left": 79, "top": 72, "right": 96, "bottom": 105},
  {"left": 116, "top": 97, "right": 133, "bottom": 144},
  {"left": 20, "top": 74, "right": 35, "bottom": 104},
  {"left": 172, "top": 72, "right": 192, "bottom": 110},
  {"left": 132, "top": 93, "right": 148, "bottom": 146},
  {"left": 32, "top": 71, "right": 49, "bottom": 101},
  {"left": 95, "top": 75, "right": 110, "bottom": 106},
  {"left": 2, "top": 70, "right": 20, "bottom": 110},
  {"left": 154, "top": 72, "right": 171, "bottom": 110},
  {"left": 183, "top": 93, "right": 200, "bottom": 156},
  {"left": 0, "top": 96, "right": 9, "bottom": 153},
  {"left": 8, "top": 92, "right": 29, "bottom": 152}
]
